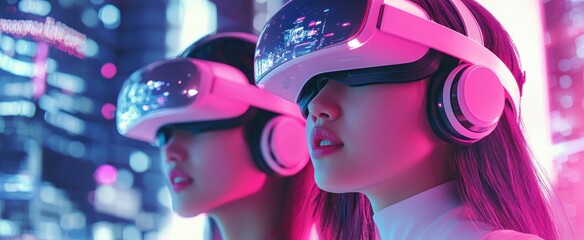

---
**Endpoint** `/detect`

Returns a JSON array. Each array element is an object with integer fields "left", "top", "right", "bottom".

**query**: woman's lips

[
  {"left": 169, "top": 168, "right": 194, "bottom": 192},
  {"left": 310, "top": 126, "right": 344, "bottom": 159}
]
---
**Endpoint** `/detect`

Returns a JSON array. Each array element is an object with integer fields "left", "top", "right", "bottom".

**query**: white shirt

[{"left": 372, "top": 181, "right": 544, "bottom": 240}]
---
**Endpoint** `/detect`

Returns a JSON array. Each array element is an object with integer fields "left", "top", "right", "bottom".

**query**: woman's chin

[
  {"left": 315, "top": 176, "right": 352, "bottom": 193},
  {"left": 172, "top": 203, "right": 206, "bottom": 217}
]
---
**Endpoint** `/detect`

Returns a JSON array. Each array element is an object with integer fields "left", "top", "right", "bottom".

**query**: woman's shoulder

[{"left": 481, "top": 230, "right": 544, "bottom": 240}]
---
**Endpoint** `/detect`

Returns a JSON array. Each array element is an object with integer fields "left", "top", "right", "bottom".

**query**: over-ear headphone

[
  {"left": 242, "top": 109, "right": 309, "bottom": 177},
  {"left": 258, "top": 114, "right": 309, "bottom": 176},
  {"left": 427, "top": 0, "right": 507, "bottom": 145},
  {"left": 181, "top": 32, "right": 309, "bottom": 176}
]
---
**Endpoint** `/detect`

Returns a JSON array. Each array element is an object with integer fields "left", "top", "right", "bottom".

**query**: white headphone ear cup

[
  {"left": 441, "top": 64, "right": 505, "bottom": 143},
  {"left": 260, "top": 116, "right": 309, "bottom": 176}
]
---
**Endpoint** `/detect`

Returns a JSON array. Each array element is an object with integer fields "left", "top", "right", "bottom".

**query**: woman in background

[{"left": 117, "top": 32, "right": 317, "bottom": 240}]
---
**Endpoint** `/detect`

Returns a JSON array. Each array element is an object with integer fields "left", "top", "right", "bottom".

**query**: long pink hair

[
  {"left": 436, "top": 1, "right": 558, "bottom": 239},
  {"left": 310, "top": 1, "right": 559, "bottom": 239}
]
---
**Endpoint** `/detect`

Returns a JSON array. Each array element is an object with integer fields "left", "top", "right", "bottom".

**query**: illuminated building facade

[{"left": 0, "top": 0, "right": 168, "bottom": 238}]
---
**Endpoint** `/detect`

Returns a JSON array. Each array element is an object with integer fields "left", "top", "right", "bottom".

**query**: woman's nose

[
  {"left": 162, "top": 135, "right": 185, "bottom": 164},
  {"left": 307, "top": 82, "right": 341, "bottom": 124}
]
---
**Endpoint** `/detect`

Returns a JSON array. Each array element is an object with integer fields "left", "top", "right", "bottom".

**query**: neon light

[
  {"left": 0, "top": 17, "right": 86, "bottom": 58},
  {"left": 32, "top": 42, "right": 49, "bottom": 99}
]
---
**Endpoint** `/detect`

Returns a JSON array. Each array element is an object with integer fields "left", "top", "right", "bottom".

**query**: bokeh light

[
  {"left": 81, "top": 9, "right": 99, "bottom": 28},
  {"left": 94, "top": 164, "right": 117, "bottom": 185},
  {"left": 83, "top": 38, "right": 99, "bottom": 58},
  {"left": 95, "top": 185, "right": 116, "bottom": 206},
  {"left": 129, "top": 151, "right": 151, "bottom": 173},
  {"left": 92, "top": 222, "right": 114, "bottom": 240},
  {"left": 60, "top": 212, "right": 86, "bottom": 230},
  {"left": 100, "top": 62, "right": 117, "bottom": 79},
  {"left": 100, "top": 103, "right": 116, "bottom": 120},
  {"left": 116, "top": 169, "right": 134, "bottom": 189},
  {"left": 18, "top": 0, "right": 52, "bottom": 16},
  {"left": 157, "top": 187, "right": 171, "bottom": 209},
  {"left": 98, "top": 4, "right": 120, "bottom": 29}
]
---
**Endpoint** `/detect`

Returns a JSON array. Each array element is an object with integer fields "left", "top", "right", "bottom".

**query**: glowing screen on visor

[
  {"left": 254, "top": 0, "right": 369, "bottom": 83},
  {"left": 117, "top": 60, "right": 201, "bottom": 133}
]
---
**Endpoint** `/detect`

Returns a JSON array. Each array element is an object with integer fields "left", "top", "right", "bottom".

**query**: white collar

[{"left": 372, "top": 181, "right": 492, "bottom": 240}]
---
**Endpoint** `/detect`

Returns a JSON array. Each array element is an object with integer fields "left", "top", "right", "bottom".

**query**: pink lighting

[
  {"left": 101, "top": 62, "right": 117, "bottom": 79},
  {"left": 94, "top": 164, "right": 117, "bottom": 185},
  {"left": 32, "top": 42, "right": 49, "bottom": 99},
  {"left": 101, "top": 103, "right": 116, "bottom": 120}
]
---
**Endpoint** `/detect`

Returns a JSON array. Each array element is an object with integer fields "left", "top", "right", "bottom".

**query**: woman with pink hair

[{"left": 255, "top": 0, "right": 561, "bottom": 239}]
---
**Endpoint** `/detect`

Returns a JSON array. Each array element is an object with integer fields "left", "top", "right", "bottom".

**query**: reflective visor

[
  {"left": 255, "top": 0, "right": 369, "bottom": 83},
  {"left": 117, "top": 59, "right": 205, "bottom": 137},
  {"left": 117, "top": 58, "right": 304, "bottom": 143}
]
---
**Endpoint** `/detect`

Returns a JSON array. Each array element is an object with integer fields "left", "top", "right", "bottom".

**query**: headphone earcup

[
  {"left": 258, "top": 116, "right": 309, "bottom": 176},
  {"left": 427, "top": 64, "right": 505, "bottom": 145}
]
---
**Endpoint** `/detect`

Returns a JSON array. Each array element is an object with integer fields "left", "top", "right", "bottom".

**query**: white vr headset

[{"left": 254, "top": 0, "right": 520, "bottom": 144}]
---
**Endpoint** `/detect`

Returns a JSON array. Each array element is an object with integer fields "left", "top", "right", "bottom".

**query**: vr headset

[
  {"left": 254, "top": 0, "right": 521, "bottom": 144},
  {"left": 117, "top": 58, "right": 304, "bottom": 144}
]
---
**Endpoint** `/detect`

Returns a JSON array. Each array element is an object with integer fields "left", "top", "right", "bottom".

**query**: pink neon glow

[
  {"left": 295, "top": 16, "right": 306, "bottom": 23},
  {"left": 0, "top": 17, "right": 86, "bottom": 58},
  {"left": 94, "top": 164, "right": 117, "bottom": 185},
  {"left": 32, "top": 42, "right": 49, "bottom": 99},
  {"left": 101, "top": 62, "right": 117, "bottom": 79},
  {"left": 101, "top": 103, "right": 116, "bottom": 120}
]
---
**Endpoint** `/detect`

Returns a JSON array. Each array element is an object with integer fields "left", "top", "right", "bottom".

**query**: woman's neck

[
  {"left": 208, "top": 177, "right": 288, "bottom": 240},
  {"left": 364, "top": 149, "right": 454, "bottom": 213}
]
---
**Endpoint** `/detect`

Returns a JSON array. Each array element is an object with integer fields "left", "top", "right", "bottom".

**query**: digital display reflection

[
  {"left": 117, "top": 60, "right": 201, "bottom": 134},
  {"left": 254, "top": 0, "right": 368, "bottom": 82}
]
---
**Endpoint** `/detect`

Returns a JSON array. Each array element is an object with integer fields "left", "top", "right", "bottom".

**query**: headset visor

[
  {"left": 255, "top": 0, "right": 369, "bottom": 83},
  {"left": 117, "top": 59, "right": 205, "bottom": 135},
  {"left": 117, "top": 58, "right": 303, "bottom": 143}
]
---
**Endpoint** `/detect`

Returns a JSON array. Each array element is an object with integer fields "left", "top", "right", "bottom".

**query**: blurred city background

[{"left": 0, "top": 0, "right": 582, "bottom": 239}]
